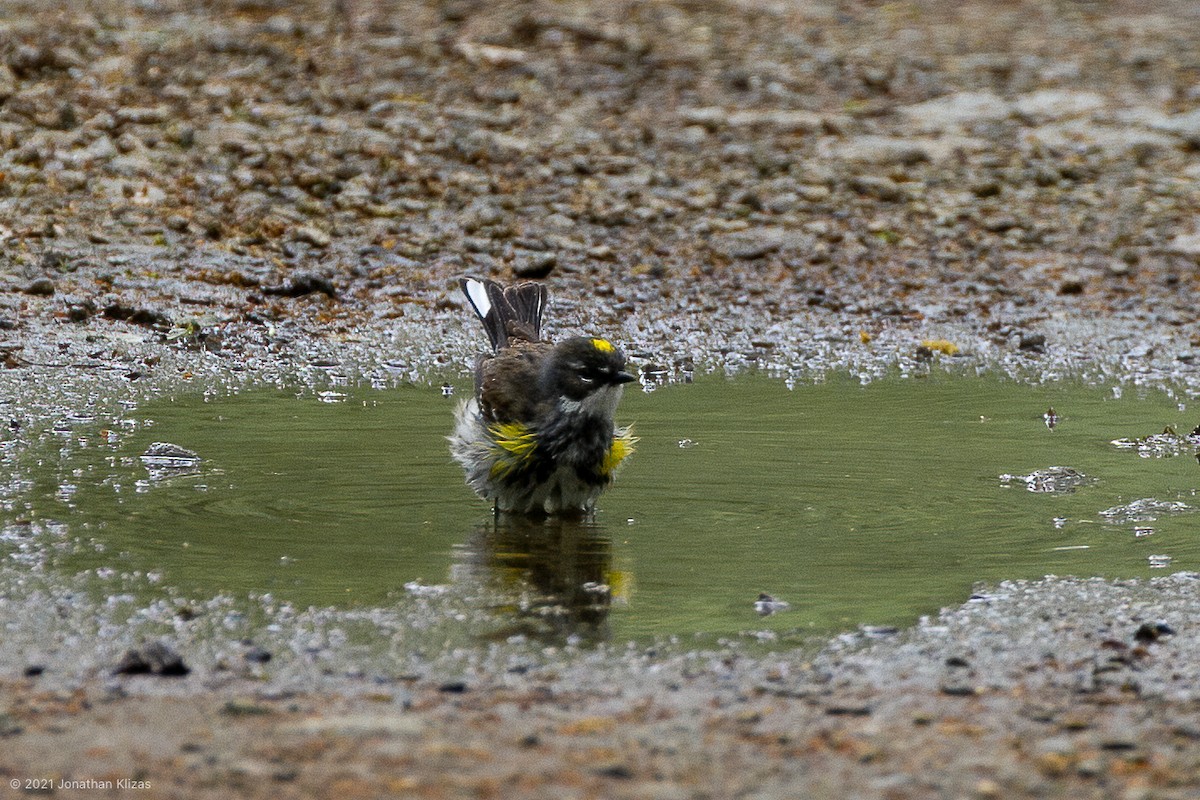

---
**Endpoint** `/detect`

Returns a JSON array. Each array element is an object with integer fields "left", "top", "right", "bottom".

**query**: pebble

[
  {"left": 1018, "top": 333, "right": 1047, "bottom": 352},
  {"left": 112, "top": 640, "right": 190, "bottom": 677},
  {"left": 1058, "top": 275, "right": 1086, "bottom": 295},
  {"left": 22, "top": 277, "right": 56, "bottom": 296},
  {"left": 1012, "top": 89, "right": 1107, "bottom": 121},
  {"left": 1152, "top": 108, "right": 1200, "bottom": 144},
  {"left": 512, "top": 252, "right": 557, "bottom": 279},
  {"left": 898, "top": 90, "right": 1012, "bottom": 132},
  {"left": 262, "top": 272, "right": 337, "bottom": 299},
  {"left": 709, "top": 226, "right": 814, "bottom": 260},
  {"left": 293, "top": 225, "right": 332, "bottom": 248},
  {"left": 849, "top": 175, "right": 904, "bottom": 202},
  {"left": 0, "top": 64, "right": 15, "bottom": 101}
]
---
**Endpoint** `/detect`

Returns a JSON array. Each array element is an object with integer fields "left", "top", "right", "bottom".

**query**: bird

[{"left": 449, "top": 277, "right": 637, "bottom": 516}]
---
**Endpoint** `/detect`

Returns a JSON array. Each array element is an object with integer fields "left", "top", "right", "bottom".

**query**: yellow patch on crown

[{"left": 590, "top": 338, "right": 615, "bottom": 353}]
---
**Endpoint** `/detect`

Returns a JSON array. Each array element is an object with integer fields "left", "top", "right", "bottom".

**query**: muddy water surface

[{"left": 23, "top": 373, "right": 1200, "bottom": 646}]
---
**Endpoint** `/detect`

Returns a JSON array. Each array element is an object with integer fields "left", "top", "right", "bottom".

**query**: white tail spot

[{"left": 464, "top": 279, "right": 492, "bottom": 319}]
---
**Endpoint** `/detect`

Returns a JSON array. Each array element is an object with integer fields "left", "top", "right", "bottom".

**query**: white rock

[
  {"left": 897, "top": 91, "right": 1012, "bottom": 132},
  {"left": 1013, "top": 89, "right": 1107, "bottom": 121}
]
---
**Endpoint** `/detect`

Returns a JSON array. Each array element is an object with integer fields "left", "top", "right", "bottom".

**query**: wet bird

[{"left": 449, "top": 277, "right": 637, "bottom": 516}]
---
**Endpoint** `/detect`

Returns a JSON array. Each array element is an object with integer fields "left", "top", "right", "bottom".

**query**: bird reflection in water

[{"left": 454, "top": 516, "right": 625, "bottom": 645}]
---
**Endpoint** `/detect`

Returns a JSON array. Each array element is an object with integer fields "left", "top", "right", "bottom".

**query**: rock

[
  {"left": 453, "top": 41, "right": 528, "bottom": 68},
  {"left": 1058, "top": 275, "right": 1085, "bottom": 295},
  {"left": 293, "top": 225, "right": 331, "bottom": 248},
  {"left": 1029, "top": 120, "right": 1174, "bottom": 156},
  {"left": 512, "top": 252, "right": 557, "bottom": 279},
  {"left": 140, "top": 442, "right": 201, "bottom": 467},
  {"left": 726, "top": 109, "right": 828, "bottom": 133},
  {"left": 848, "top": 175, "right": 904, "bottom": 202},
  {"left": 65, "top": 297, "right": 96, "bottom": 322},
  {"left": 103, "top": 302, "right": 171, "bottom": 327},
  {"left": 262, "top": 272, "right": 337, "bottom": 298},
  {"left": 0, "top": 64, "right": 15, "bottom": 101},
  {"left": 897, "top": 91, "right": 1012, "bottom": 132},
  {"left": 1018, "top": 333, "right": 1047, "bottom": 353},
  {"left": 0, "top": 713, "right": 23, "bottom": 738},
  {"left": 1012, "top": 89, "right": 1107, "bottom": 121},
  {"left": 678, "top": 106, "right": 728, "bottom": 130},
  {"left": 709, "top": 226, "right": 815, "bottom": 260},
  {"left": 1168, "top": 232, "right": 1200, "bottom": 259},
  {"left": 1134, "top": 621, "right": 1175, "bottom": 643},
  {"left": 112, "top": 640, "right": 190, "bottom": 677},
  {"left": 824, "top": 135, "right": 933, "bottom": 165},
  {"left": 1152, "top": 108, "right": 1200, "bottom": 145},
  {"left": 21, "top": 277, "right": 55, "bottom": 296},
  {"left": 243, "top": 645, "right": 272, "bottom": 664},
  {"left": 115, "top": 106, "right": 169, "bottom": 125}
]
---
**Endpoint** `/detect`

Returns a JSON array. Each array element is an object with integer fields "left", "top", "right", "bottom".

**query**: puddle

[{"left": 9, "top": 373, "right": 1200, "bottom": 649}]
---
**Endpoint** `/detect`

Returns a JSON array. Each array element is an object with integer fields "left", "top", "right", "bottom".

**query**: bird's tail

[{"left": 460, "top": 277, "right": 548, "bottom": 351}]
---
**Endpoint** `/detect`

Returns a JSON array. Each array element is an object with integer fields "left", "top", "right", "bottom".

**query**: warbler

[{"left": 449, "top": 277, "right": 637, "bottom": 516}]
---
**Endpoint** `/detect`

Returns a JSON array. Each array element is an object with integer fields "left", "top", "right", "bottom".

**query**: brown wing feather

[{"left": 478, "top": 340, "right": 551, "bottom": 424}]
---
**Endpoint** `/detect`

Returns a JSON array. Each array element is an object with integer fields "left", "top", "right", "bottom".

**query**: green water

[{"left": 27, "top": 374, "right": 1200, "bottom": 642}]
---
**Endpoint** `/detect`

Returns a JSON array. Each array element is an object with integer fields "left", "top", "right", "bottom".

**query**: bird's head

[{"left": 541, "top": 337, "right": 636, "bottom": 406}]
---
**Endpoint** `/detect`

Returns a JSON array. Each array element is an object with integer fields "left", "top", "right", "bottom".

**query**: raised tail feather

[{"left": 460, "top": 277, "right": 548, "bottom": 351}]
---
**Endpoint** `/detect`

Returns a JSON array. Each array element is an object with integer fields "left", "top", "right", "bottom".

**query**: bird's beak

[{"left": 614, "top": 370, "right": 637, "bottom": 384}]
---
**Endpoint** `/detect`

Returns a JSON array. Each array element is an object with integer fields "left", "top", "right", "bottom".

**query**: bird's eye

[{"left": 578, "top": 374, "right": 595, "bottom": 384}]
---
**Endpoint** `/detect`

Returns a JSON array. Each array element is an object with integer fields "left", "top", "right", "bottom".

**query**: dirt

[{"left": 4, "top": 0, "right": 1200, "bottom": 797}]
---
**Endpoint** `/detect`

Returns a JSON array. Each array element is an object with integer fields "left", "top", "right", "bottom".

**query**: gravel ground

[{"left": 4, "top": 0, "right": 1200, "bottom": 797}]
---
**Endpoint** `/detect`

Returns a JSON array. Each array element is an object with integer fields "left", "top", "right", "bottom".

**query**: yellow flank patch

[
  {"left": 600, "top": 428, "right": 638, "bottom": 477},
  {"left": 488, "top": 422, "right": 538, "bottom": 478},
  {"left": 590, "top": 337, "right": 615, "bottom": 353}
]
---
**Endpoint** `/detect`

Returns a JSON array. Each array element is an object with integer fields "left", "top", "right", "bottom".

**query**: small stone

[
  {"left": 975, "top": 778, "right": 1002, "bottom": 799},
  {"left": 40, "top": 251, "right": 71, "bottom": 272},
  {"left": 243, "top": 645, "right": 272, "bottom": 664},
  {"left": 0, "top": 713, "right": 23, "bottom": 738},
  {"left": 512, "top": 252, "right": 557, "bottom": 279},
  {"left": 0, "top": 64, "right": 15, "bottom": 101},
  {"left": 710, "top": 226, "right": 814, "bottom": 260},
  {"left": 849, "top": 175, "right": 904, "bottom": 202},
  {"left": 293, "top": 225, "right": 331, "bottom": 248},
  {"left": 1167, "top": 232, "right": 1200, "bottom": 260},
  {"left": 1134, "top": 621, "right": 1175, "bottom": 643},
  {"left": 112, "top": 640, "right": 190, "bottom": 677},
  {"left": 824, "top": 704, "right": 872, "bottom": 716},
  {"left": 940, "top": 682, "right": 977, "bottom": 696},
  {"left": 22, "top": 277, "right": 55, "bottom": 296},
  {"left": 1013, "top": 89, "right": 1107, "bottom": 122},
  {"left": 898, "top": 91, "right": 1012, "bottom": 133},
  {"left": 165, "top": 214, "right": 190, "bottom": 233},
  {"left": 66, "top": 298, "right": 95, "bottom": 322},
  {"left": 1059, "top": 275, "right": 1085, "bottom": 295},
  {"left": 103, "top": 302, "right": 171, "bottom": 328},
  {"left": 262, "top": 272, "right": 337, "bottom": 299},
  {"left": 593, "top": 763, "right": 634, "bottom": 780},
  {"left": 1152, "top": 108, "right": 1200, "bottom": 145},
  {"left": 115, "top": 106, "right": 168, "bottom": 125},
  {"left": 1019, "top": 333, "right": 1047, "bottom": 353}
]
